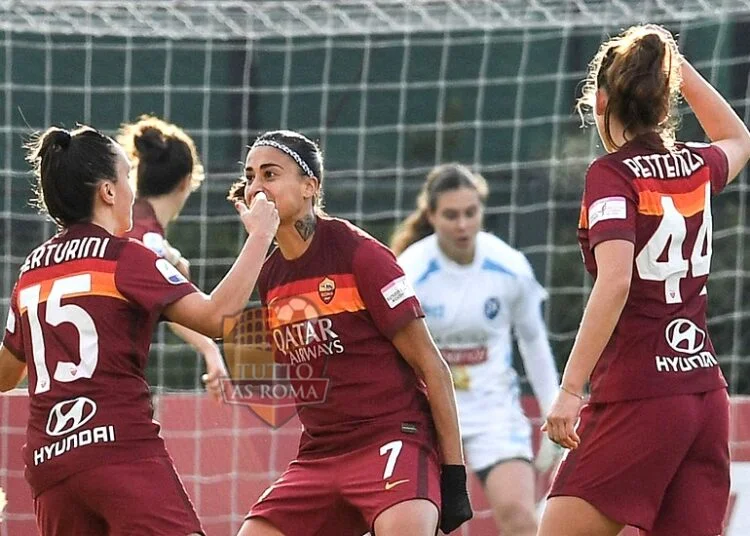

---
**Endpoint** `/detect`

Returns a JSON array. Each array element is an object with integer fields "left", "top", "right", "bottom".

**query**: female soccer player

[
  {"left": 392, "top": 163, "right": 560, "bottom": 536},
  {"left": 540, "top": 25, "right": 750, "bottom": 536},
  {"left": 0, "top": 124, "right": 278, "bottom": 535},
  {"left": 118, "top": 115, "right": 226, "bottom": 401},
  {"left": 227, "top": 130, "right": 472, "bottom": 536}
]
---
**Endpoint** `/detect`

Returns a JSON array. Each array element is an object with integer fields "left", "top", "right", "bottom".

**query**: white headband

[{"left": 252, "top": 139, "right": 315, "bottom": 178}]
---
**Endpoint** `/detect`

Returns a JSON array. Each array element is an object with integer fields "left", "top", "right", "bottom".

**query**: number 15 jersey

[
  {"left": 2, "top": 223, "right": 198, "bottom": 496},
  {"left": 578, "top": 133, "right": 729, "bottom": 403}
]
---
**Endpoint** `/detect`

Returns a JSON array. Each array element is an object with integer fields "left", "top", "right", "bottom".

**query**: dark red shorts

[
  {"left": 34, "top": 456, "right": 204, "bottom": 536},
  {"left": 248, "top": 437, "right": 441, "bottom": 535},
  {"left": 549, "top": 389, "right": 730, "bottom": 536}
]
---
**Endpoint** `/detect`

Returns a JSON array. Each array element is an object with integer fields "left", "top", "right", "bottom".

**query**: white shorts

[{"left": 462, "top": 406, "right": 533, "bottom": 473}]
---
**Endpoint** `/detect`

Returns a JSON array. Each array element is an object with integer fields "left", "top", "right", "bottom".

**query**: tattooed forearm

[{"left": 294, "top": 214, "right": 316, "bottom": 241}]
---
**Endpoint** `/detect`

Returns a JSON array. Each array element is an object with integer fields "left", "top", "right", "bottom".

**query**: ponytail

[{"left": 391, "top": 192, "right": 434, "bottom": 256}]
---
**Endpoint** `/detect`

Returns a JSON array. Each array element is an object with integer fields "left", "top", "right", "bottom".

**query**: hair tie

[
  {"left": 252, "top": 139, "right": 314, "bottom": 178},
  {"left": 53, "top": 129, "right": 72, "bottom": 150}
]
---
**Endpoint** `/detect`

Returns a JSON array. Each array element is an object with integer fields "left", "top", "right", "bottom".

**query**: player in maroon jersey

[
  {"left": 118, "top": 115, "right": 226, "bottom": 401},
  {"left": 227, "top": 130, "right": 472, "bottom": 535},
  {"left": 539, "top": 25, "right": 750, "bottom": 536},
  {"left": 0, "top": 124, "right": 278, "bottom": 535}
]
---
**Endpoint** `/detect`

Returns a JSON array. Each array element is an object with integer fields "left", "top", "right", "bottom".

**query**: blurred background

[{"left": 1, "top": 1, "right": 749, "bottom": 534}]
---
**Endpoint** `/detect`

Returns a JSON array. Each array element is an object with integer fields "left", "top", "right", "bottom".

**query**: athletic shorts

[
  {"left": 549, "top": 389, "right": 730, "bottom": 536},
  {"left": 462, "top": 408, "right": 533, "bottom": 472},
  {"left": 34, "top": 456, "right": 204, "bottom": 536},
  {"left": 247, "top": 437, "right": 441, "bottom": 535}
]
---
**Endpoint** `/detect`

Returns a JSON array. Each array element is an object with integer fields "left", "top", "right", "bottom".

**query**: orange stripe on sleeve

[{"left": 578, "top": 204, "right": 588, "bottom": 229}]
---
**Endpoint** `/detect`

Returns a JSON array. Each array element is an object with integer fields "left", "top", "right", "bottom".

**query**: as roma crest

[{"left": 318, "top": 277, "right": 336, "bottom": 304}]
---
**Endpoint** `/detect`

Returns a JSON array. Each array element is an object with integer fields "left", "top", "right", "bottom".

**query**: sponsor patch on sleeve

[
  {"left": 588, "top": 196, "right": 627, "bottom": 228},
  {"left": 142, "top": 232, "right": 167, "bottom": 257},
  {"left": 155, "top": 258, "right": 188, "bottom": 285},
  {"left": 380, "top": 275, "right": 415, "bottom": 309}
]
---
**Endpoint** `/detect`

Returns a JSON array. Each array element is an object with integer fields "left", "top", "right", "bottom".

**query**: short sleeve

[
  {"left": 2, "top": 282, "right": 25, "bottom": 362},
  {"left": 115, "top": 240, "right": 198, "bottom": 314},
  {"left": 353, "top": 239, "right": 424, "bottom": 339},
  {"left": 583, "top": 159, "right": 638, "bottom": 250},
  {"left": 686, "top": 142, "right": 729, "bottom": 195}
]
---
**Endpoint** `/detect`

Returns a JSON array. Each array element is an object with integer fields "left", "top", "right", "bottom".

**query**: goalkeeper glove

[{"left": 439, "top": 464, "right": 473, "bottom": 534}]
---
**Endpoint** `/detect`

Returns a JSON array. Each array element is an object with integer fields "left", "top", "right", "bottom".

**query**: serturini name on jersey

[{"left": 21, "top": 237, "right": 111, "bottom": 273}]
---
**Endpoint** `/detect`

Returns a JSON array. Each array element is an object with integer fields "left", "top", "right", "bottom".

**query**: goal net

[{"left": 1, "top": 1, "right": 749, "bottom": 534}]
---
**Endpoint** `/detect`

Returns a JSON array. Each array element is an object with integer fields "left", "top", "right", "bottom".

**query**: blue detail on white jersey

[
  {"left": 397, "top": 231, "right": 558, "bottom": 439},
  {"left": 481, "top": 258, "right": 516, "bottom": 278},
  {"left": 484, "top": 297, "right": 501, "bottom": 320},
  {"left": 423, "top": 304, "right": 445, "bottom": 318},
  {"left": 416, "top": 258, "right": 440, "bottom": 285}
]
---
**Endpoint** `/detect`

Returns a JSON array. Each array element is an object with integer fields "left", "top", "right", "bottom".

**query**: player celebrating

[
  {"left": 227, "top": 130, "right": 472, "bottom": 536},
  {"left": 0, "top": 124, "right": 278, "bottom": 535},
  {"left": 118, "top": 115, "right": 226, "bottom": 401},
  {"left": 392, "top": 163, "right": 560, "bottom": 536},
  {"left": 540, "top": 25, "right": 750, "bottom": 536}
]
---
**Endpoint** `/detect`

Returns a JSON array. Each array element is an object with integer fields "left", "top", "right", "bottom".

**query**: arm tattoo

[{"left": 294, "top": 214, "right": 316, "bottom": 241}]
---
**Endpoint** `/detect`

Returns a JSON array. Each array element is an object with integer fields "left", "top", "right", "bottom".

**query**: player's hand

[
  {"left": 162, "top": 239, "right": 191, "bottom": 278},
  {"left": 533, "top": 433, "right": 563, "bottom": 473},
  {"left": 174, "top": 257, "right": 191, "bottom": 279},
  {"left": 235, "top": 191, "right": 279, "bottom": 238},
  {"left": 201, "top": 348, "right": 228, "bottom": 404},
  {"left": 439, "top": 464, "right": 473, "bottom": 534},
  {"left": 542, "top": 389, "right": 584, "bottom": 450}
]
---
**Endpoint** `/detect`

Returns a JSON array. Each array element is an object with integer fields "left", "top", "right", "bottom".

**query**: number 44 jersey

[
  {"left": 2, "top": 223, "right": 198, "bottom": 496},
  {"left": 578, "top": 133, "right": 729, "bottom": 403}
]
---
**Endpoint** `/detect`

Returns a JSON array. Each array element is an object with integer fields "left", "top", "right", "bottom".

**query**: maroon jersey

[
  {"left": 2, "top": 223, "right": 197, "bottom": 496},
  {"left": 578, "top": 133, "right": 729, "bottom": 402},
  {"left": 126, "top": 197, "right": 168, "bottom": 256},
  {"left": 258, "top": 216, "right": 434, "bottom": 454}
]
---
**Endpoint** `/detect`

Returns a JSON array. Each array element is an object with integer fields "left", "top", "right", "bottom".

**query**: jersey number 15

[{"left": 18, "top": 274, "right": 99, "bottom": 395}]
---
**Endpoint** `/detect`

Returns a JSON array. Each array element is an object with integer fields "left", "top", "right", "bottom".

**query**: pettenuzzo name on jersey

[{"left": 623, "top": 147, "right": 705, "bottom": 179}]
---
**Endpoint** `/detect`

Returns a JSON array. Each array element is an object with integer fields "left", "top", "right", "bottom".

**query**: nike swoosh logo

[{"left": 384, "top": 479, "right": 410, "bottom": 490}]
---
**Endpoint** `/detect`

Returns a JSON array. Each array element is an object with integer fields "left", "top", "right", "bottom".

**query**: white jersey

[{"left": 398, "top": 232, "right": 559, "bottom": 438}]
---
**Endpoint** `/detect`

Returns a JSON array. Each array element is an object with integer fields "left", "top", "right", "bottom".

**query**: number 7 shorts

[{"left": 246, "top": 437, "right": 441, "bottom": 536}]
